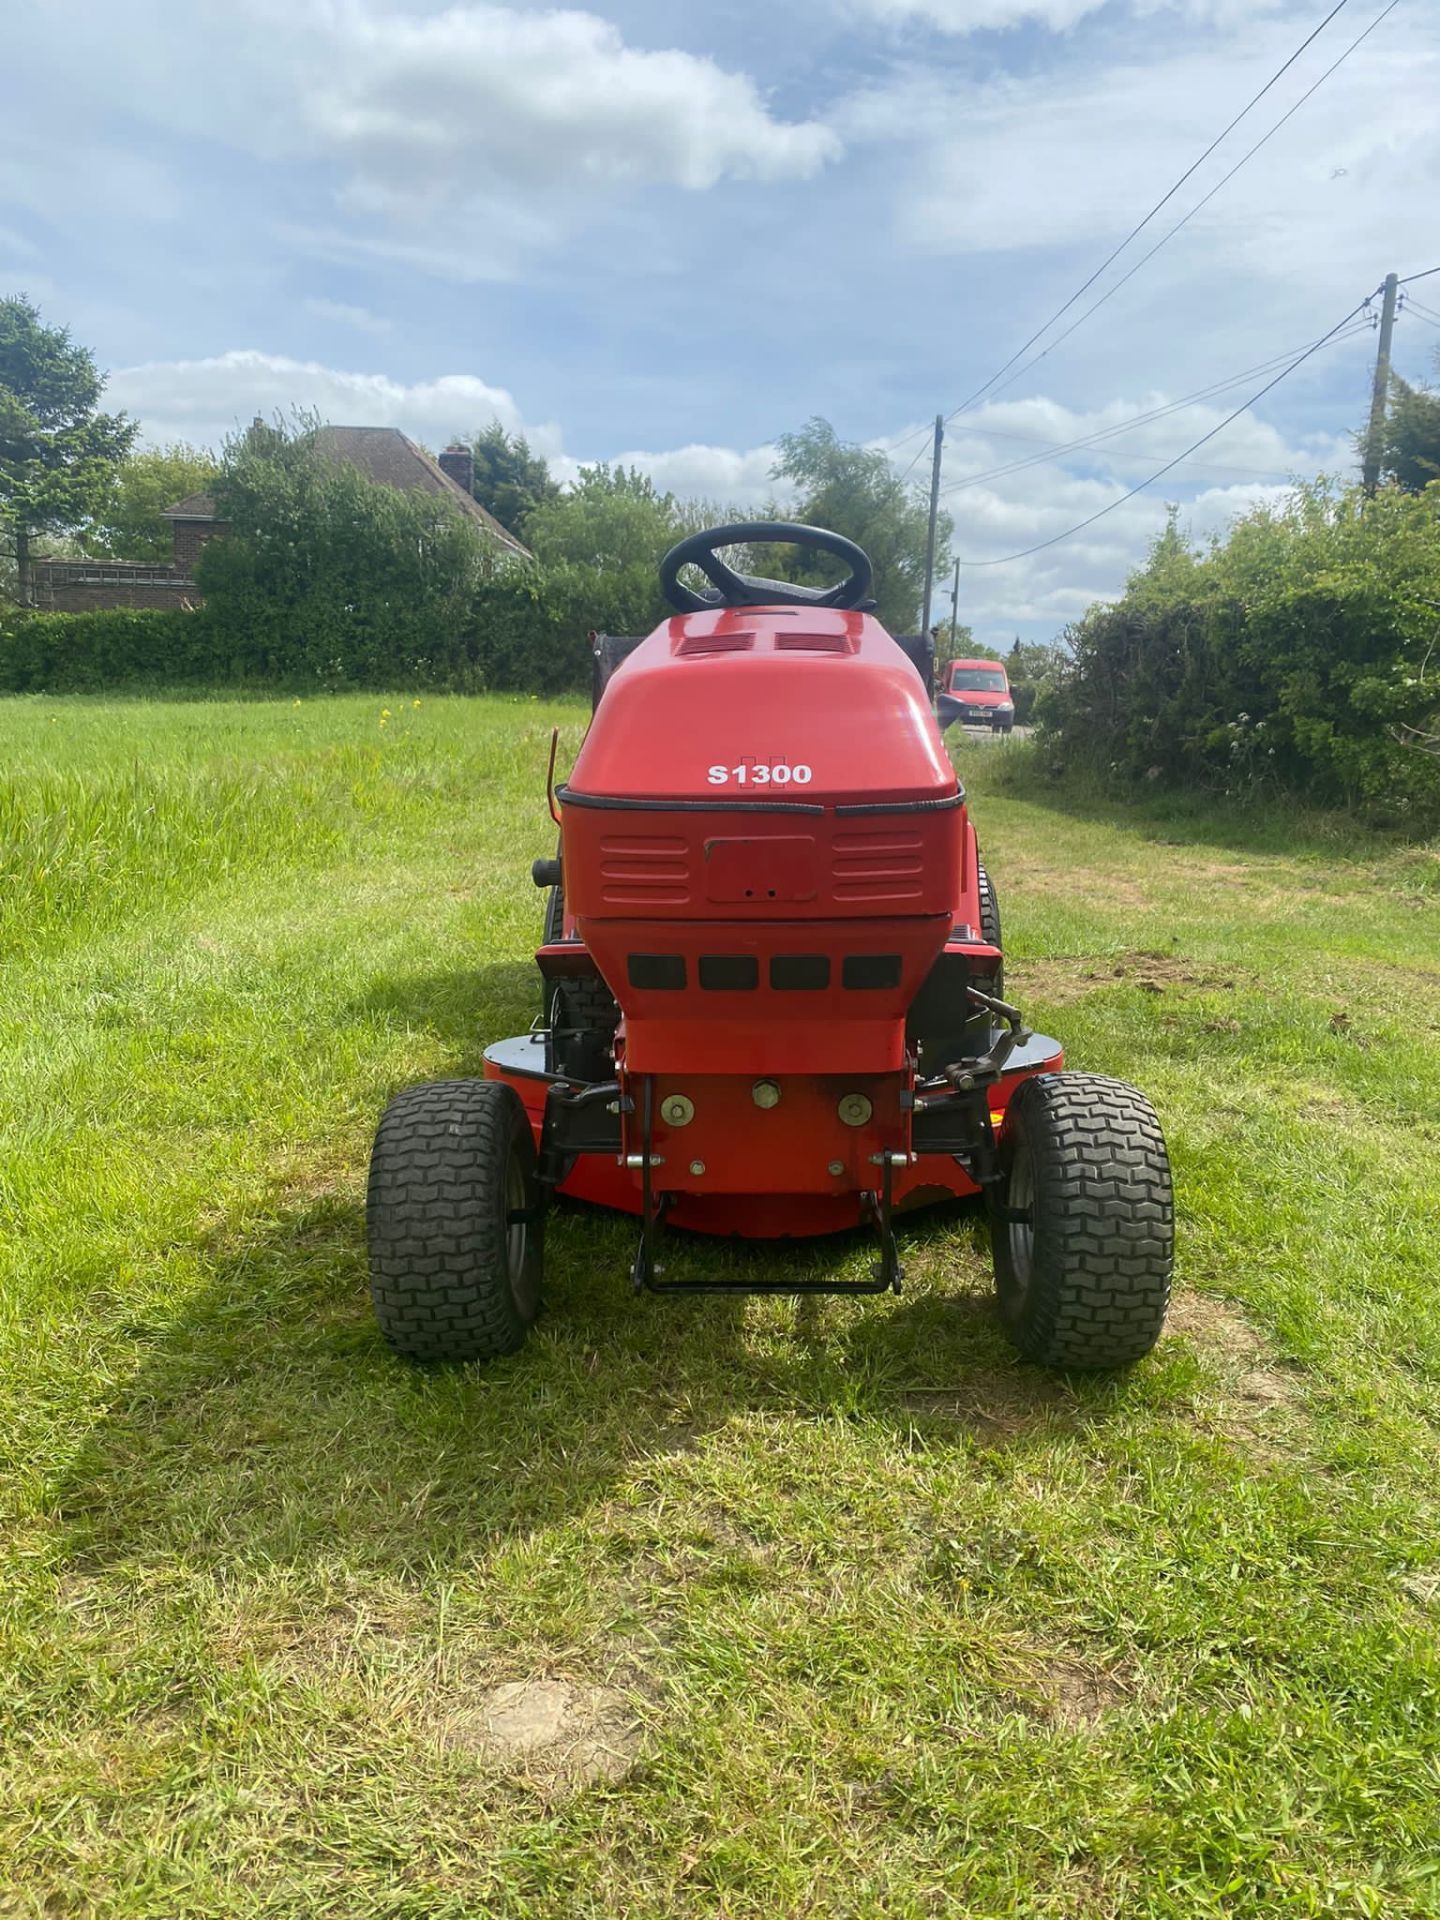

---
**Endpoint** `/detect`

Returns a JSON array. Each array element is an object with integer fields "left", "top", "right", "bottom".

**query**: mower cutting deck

[{"left": 367, "top": 522, "right": 1173, "bottom": 1370}]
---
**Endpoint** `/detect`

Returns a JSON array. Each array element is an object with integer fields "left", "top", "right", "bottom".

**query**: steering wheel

[{"left": 659, "top": 521, "right": 874, "bottom": 614}]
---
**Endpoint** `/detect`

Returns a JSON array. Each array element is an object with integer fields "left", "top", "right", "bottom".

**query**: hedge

[
  {"left": 1042, "top": 481, "right": 1440, "bottom": 825},
  {"left": 0, "top": 565, "right": 669, "bottom": 696}
]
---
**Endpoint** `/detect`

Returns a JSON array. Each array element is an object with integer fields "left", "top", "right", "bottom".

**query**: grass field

[{"left": 3, "top": 691, "right": 1440, "bottom": 1918}]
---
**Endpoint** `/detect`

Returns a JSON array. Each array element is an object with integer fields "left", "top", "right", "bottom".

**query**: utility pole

[
  {"left": 1361, "top": 271, "right": 1399, "bottom": 495},
  {"left": 919, "top": 413, "right": 944, "bottom": 637}
]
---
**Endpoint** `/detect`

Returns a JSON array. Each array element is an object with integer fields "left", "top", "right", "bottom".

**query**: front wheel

[
  {"left": 367, "top": 1079, "right": 543, "bottom": 1362},
  {"left": 992, "top": 1073, "right": 1172, "bottom": 1368}
]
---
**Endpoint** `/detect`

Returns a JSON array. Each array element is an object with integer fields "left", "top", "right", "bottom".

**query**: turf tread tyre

[
  {"left": 976, "top": 856, "right": 1002, "bottom": 950},
  {"left": 543, "top": 881, "right": 565, "bottom": 946},
  {"left": 975, "top": 853, "right": 1003, "bottom": 997},
  {"left": 541, "top": 877, "right": 620, "bottom": 1080},
  {"left": 994, "top": 1072, "right": 1171, "bottom": 1368},
  {"left": 367, "top": 1079, "right": 542, "bottom": 1363},
  {"left": 551, "top": 974, "right": 620, "bottom": 1080}
]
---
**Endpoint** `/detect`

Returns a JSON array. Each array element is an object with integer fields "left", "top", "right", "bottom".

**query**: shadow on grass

[
  {"left": 358, "top": 962, "right": 541, "bottom": 1075},
  {"left": 50, "top": 1184, "right": 1122, "bottom": 1581}
]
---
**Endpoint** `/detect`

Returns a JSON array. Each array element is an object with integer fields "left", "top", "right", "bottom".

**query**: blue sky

[{"left": 3, "top": 0, "right": 1437, "bottom": 643}]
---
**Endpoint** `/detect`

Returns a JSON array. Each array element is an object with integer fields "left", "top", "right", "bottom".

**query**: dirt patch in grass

[
  {"left": 1015, "top": 950, "right": 1241, "bottom": 1008},
  {"left": 901, "top": 1369, "right": 1074, "bottom": 1441},
  {"left": 1167, "top": 1290, "right": 1306, "bottom": 1451},
  {"left": 441, "top": 1677, "right": 642, "bottom": 1792},
  {"left": 1026, "top": 1655, "right": 1132, "bottom": 1730}
]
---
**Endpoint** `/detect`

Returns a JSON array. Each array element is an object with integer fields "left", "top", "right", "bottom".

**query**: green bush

[
  {"left": 0, "top": 426, "right": 682, "bottom": 696},
  {"left": 1044, "top": 482, "right": 1440, "bottom": 823},
  {"left": 0, "top": 567, "right": 667, "bottom": 697},
  {"left": 0, "top": 607, "right": 220, "bottom": 692}
]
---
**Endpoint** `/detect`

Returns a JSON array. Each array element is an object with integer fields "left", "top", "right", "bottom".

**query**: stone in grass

[{"left": 442, "top": 1677, "right": 641, "bottom": 1791}]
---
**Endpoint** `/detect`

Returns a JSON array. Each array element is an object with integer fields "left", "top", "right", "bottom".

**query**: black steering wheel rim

[{"left": 659, "top": 521, "right": 874, "bottom": 614}]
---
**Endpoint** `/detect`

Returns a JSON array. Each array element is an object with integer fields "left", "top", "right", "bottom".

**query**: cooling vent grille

[
  {"left": 831, "top": 831, "right": 925, "bottom": 902},
  {"left": 773, "top": 631, "right": 852, "bottom": 653},
  {"left": 676, "top": 631, "right": 755, "bottom": 656},
  {"left": 599, "top": 835, "right": 692, "bottom": 905}
]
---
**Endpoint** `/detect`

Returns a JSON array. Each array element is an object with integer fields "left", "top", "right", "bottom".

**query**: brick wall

[
  {"left": 170, "top": 520, "right": 227, "bottom": 574},
  {"left": 31, "top": 562, "right": 202, "bottom": 613}
]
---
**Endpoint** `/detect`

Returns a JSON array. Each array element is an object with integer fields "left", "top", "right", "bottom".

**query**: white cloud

[
  {"left": 301, "top": 296, "right": 391, "bottom": 335},
  {"left": 303, "top": 3, "right": 841, "bottom": 198},
  {"left": 557, "top": 442, "right": 787, "bottom": 505},
  {"left": 108, "top": 343, "right": 787, "bottom": 502},
  {"left": 850, "top": 0, "right": 1109, "bottom": 31},
  {"left": 3, "top": 0, "right": 839, "bottom": 281},
  {"left": 851, "top": 16, "right": 1440, "bottom": 284},
  {"left": 847, "top": 0, "right": 1290, "bottom": 34},
  {"left": 107, "top": 348, "right": 554, "bottom": 454}
]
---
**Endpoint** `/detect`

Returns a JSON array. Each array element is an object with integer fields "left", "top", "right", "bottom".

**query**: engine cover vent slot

[
  {"left": 831, "top": 831, "right": 925, "bottom": 902},
  {"left": 773, "top": 631, "right": 853, "bottom": 653},
  {"left": 676, "top": 631, "right": 756, "bottom": 657},
  {"left": 600, "top": 834, "right": 691, "bottom": 905}
]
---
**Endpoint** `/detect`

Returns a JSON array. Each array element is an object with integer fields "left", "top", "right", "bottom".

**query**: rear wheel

[
  {"left": 543, "top": 881, "right": 565, "bottom": 946},
  {"left": 992, "top": 1072, "right": 1172, "bottom": 1368},
  {"left": 975, "top": 854, "right": 1003, "bottom": 999},
  {"left": 549, "top": 973, "right": 620, "bottom": 1081},
  {"left": 540, "top": 879, "right": 620, "bottom": 1081},
  {"left": 976, "top": 857, "right": 1002, "bottom": 950},
  {"left": 367, "top": 1079, "right": 543, "bottom": 1362}
]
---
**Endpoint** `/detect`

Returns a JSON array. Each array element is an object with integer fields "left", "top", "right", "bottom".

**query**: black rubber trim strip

[
  {"left": 834, "top": 790, "right": 965, "bottom": 816},
  {"left": 556, "top": 784, "right": 824, "bottom": 816}
]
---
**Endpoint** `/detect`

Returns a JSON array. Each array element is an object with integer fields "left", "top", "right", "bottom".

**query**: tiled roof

[
  {"left": 160, "top": 430, "right": 533, "bottom": 561},
  {"left": 312, "top": 426, "right": 532, "bottom": 559}
]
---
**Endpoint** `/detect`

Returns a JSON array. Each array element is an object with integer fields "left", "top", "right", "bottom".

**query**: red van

[{"left": 937, "top": 658, "right": 1015, "bottom": 733}]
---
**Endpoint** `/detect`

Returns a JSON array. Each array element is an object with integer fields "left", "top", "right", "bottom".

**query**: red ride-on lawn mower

[{"left": 367, "top": 523, "right": 1173, "bottom": 1370}]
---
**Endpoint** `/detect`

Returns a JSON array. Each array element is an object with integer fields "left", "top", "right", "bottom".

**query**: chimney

[{"left": 439, "top": 443, "right": 474, "bottom": 496}]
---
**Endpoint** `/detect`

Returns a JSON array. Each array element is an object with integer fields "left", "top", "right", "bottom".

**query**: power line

[
  {"left": 941, "top": 327, "right": 1372, "bottom": 493},
  {"left": 942, "top": 0, "right": 1359, "bottom": 422},
  {"left": 938, "top": 322, "right": 1374, "bottom": 496},
  {"left": 1400, "top": 266, "right": 1440, "bottom": 286},
  {"left": 976, "top": 0, "right": 1400, "bottom": 409},
  {"left": 954, "top": 289, "right": 1378, "bottom": 568},
  {"left": 884, "top": 420, "right": 936, "bottom": 461}
]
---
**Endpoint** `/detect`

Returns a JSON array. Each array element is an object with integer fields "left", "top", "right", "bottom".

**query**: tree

[
  {"left": 1380, "top": 367, "right": 1440, "bottom": 494},
  {"left": 1005, "top": 636, "right": 1069, "bottom": 724},
  {"left": 0, "top": 294, "right": 135, "bottom": 603},
  {"left": 768, "top": 418, "right": 951, "bottom": 632},
  {"left": 196, "top": 415, "right": 501, "bottom": 681},
  {"left": 524, "top": 463, "right": 687, "bottom": 573},
  {"left": 80, "top": 442, "right": 218, "bottom": 563},
  {"left": 465, "top": 423, "right": 559, "bottom": 539}
]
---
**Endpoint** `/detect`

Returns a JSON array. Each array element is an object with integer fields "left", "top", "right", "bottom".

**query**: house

[{"left": 31, "top": 424, "right": 529, "bottom": 611}]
